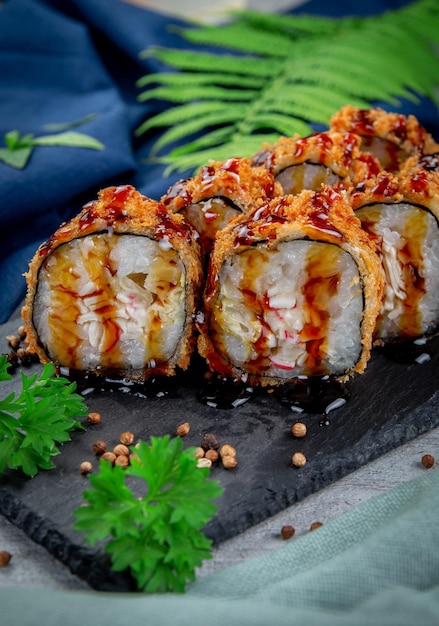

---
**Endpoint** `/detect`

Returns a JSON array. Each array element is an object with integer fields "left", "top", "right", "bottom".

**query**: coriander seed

[
  {"left": 119, "top": 431, "right": 135, "bottom": 446},
  {"left": 205, "top": 449, "right": 219, "bottom": 462},
  {"left": 219, "top": 444, "right": 236, "bottom": 458},
  {"left": 201, "top": 432, "right": 220, "bottom": 451},
  {"left": 92, "top": 440, "right": 107, "bottom": 455},
  {"left": 0, "top": 551, "right": 12, "bottom": 567},
  {"left": 197, "top": 457, "right": 212, "bottom": 469},
  {"left": 421, "top": 454, "right": 435, "bottom": 469},
  {"left": 101, "top": 452, "right": 116, "bottom": 464},
  {"left": 194, "top": 447, "right": 205, "bottom": 459},
  {"left": 291, "top": 422, "right": 307, "bottom": 438},
  {"left": 87, "top": 412, "right": 101, "bottom": 425},
  {"left": 80, "top": 461, "right": 93, "bottom": 474},
  {"left": 113, "top": 444, "right": 130, "bottom": 457},
  {"left": 310, "top": 521, "right": 323, "bottom": 531},
  {"left": 281, "top": 525, "right": 295, "bottom": 540},
  {"left": 115, "top": 455, "right": 130, "bottom": 469},
  {"left": 176, "top": 422, "right": 190, "bottom": 437},
  {"left": 6, "top": 335, "right": 20, "bottom": 350},
  {"left": 292, "top": 452, "right": 306, "bottom": 467},
  {"left": 222, "top": 455, "right": 238, "bottom": 469}
]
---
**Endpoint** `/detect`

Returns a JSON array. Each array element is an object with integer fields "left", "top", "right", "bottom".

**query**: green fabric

[{"left": 2, "top": 469, "right": 439, "bottom": 625}]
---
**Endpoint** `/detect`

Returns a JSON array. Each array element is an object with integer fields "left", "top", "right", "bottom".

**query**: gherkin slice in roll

[
  {"left": 22, "top": 185, "right": 203, "bottom": 380},
  {"left": 197, "top": 187, "right": 384, "bottom": 386},
  {"left": 351, "top": 155, "right": 439, "bottom": 342}
]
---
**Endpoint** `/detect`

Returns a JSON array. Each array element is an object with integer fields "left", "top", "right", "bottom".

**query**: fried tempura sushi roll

[
  {"left": 330, "top": 105, "right": 439, "bottom": 173},
  {"left": 251, "top": 131, "right": 381, "bottom": 195},
  {"left": 350, "top": 158, "right": 439, "bottom": 343},
  {"left": 197, "top": 186, "right": 384, "bottom": 386},
  {"left": 162, "top": 157, "right": 282, "bottom": 256},
  {"left": 22, "top": 185, "right": 203, "bottom": 381}
]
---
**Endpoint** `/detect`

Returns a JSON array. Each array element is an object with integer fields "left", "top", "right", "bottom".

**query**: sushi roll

[
  {"left": 251, "top": 131, "right": 381, "bottom": 195},
  {"left": 162, "top": 157, "right": 282, "bottom": 256},
  {"left": 330, "top": 105, "right": 439, "bottom": 173},
  {"left": 350, "top": 156, "right": 439, "bottom": 342},
  {"left": 197, "top": 186, "right": 384, "bottom": 386},
  {"left": 22, "top": 185, "right": 203, "bottom": 381}
]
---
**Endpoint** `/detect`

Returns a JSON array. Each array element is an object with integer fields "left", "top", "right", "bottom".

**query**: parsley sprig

[
  {"left": 73, "top": 435, "right": 223, "bottom": 593},
  {"left": 0, "top": 356, "right": 87, "bottom": 477}
]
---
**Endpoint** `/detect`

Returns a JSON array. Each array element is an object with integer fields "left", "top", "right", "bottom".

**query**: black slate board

[{"left": 1, "top": 308, "right": 439, "bottom": 591}]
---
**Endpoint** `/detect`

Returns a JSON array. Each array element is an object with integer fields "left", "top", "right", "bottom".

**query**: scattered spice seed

[
  {"left": 80, "top": 461, "right": 93, "bottom": 474},
  {"left": 92, "top": 440, "right": 107, "bottom": 455},
  {"left": 6, "top": 335, "right": 20, "bottom": 350},
  {"left": 281, "top": 525, "right": 295, "bottom": 540},
  {"left": 101, "top": 452, "right": 116, "bottom": 464},
  {"left": 222, "top": 455, "right": 238, "bottom": 469},
  {"left": 194, "top": 447, "right": 205, "bottom": 459},
  {"left": 197, "top": 457, "right": 212, "bottom": 469},
  {"left": 16, "top": 347, "right": 32, "bottom": 365},
  {"left": 176, "top": 422, "right": 190, "bottom": 437},
  {"left": 291, "top": 422, "right": 307, "bottom": 438},
  {"left": 292, "top": 452, "right": 307, "bottom": 468},
  {"left": 421, "top": 454, "right": 435, "bottom": 469},
  {"left": 115, "top": 455, "right": 130, "bottom": 469},
  {"left": 310, "top": 521, "right": 323, "bottom": 531},
  {"left": 113, "top": 444, "right": 130, "bottom": 457},
  {"left": 119, "top": 431, "right": 135, "bottom": 446},
  {"left": 0, "top": 551, "right": 12, "bottom": 567},
  {"left": 87, "top": 412, "right": 101, "bottom": 425},
  {"left": 205, "top": 449, "right": 219, "bottom": 462},
  {"left": 201, "top": 432, "right": 220, "bottom": 451},
  {"left": 219, "top": 444, "right": 236, "bottom": 458}
]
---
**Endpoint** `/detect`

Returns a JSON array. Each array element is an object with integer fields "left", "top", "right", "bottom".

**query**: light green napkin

[{"left": 2, "top": 469, "right": 439, "bottom": 625}]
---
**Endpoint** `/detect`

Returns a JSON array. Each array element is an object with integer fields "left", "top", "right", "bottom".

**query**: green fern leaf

[
  {"left": 230, "top": 9, "right": 340, "bottom": 37},
  {"left": 170, "top": 22, "right": 296, "bottom": 58},
  {"left": 141, "top": 47, "right": 279, "bottom": 78},
  {"left": 136, "top": 0, "right": 439, "bottom": 174},
  {"left": 150, "top": 108, "right": 247, "bottom": 155},
  {"left": 138, "top": 85, "right": 257, "bottom": 104},
  {"left": 137, "top": 71, "right": 263, "bottom": 90},
  {"left": 135, "top": 101, "right": 232, "bottom": 136},
  {"left": 160, "top": 134, "right": 281, "bottom": 175}
]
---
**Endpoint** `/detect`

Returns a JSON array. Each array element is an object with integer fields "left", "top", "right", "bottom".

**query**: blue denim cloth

[{"left": 0, "top": 0, "right": 437, "bottom": 322}]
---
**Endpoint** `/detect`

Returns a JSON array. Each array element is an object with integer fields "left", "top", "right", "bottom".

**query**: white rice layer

[
  {"left": 212, "top": 240, "right": 363, "bottom": 379},
  {"left": 33, "top": 233, "right": 186, "bottom": 371},
  {"left": 276, "top": 163, "right": 341, "bottom": 195},
  {"left": 356, "top": 202, "right": 439, "bottom": 339}
]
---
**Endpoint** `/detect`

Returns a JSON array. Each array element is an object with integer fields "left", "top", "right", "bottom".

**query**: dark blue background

[{"left": 0, "top": 0, "right": 437, "bottom": 322}]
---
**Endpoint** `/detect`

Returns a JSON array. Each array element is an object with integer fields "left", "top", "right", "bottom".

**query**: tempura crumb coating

[
  {"left": 22, "top": 185, "right": 203, "bottom": 380},
  {"left": 161, "top": 157, "right": 283, "bottom": 255},
  {"left": 349, "top": 156, "right": 439, "bottom": 342},
  {"left": 197, "top": 186, "right": 384, "bottom": 386},
  {"left": 330, "top": 105, "right": 439, "bottom": 171},
  {"left": 251, "top": 130, "right": 382, "bottom": 192}
]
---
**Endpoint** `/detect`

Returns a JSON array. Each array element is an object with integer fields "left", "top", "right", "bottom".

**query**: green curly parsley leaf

[
  {"left": 0, "top": 356, "right": 88, "bottom": 477},
  {"left": 73, "top": 434, "right": 223, "bottom": 593}
]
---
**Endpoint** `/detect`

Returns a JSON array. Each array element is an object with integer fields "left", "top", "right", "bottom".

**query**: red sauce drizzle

[
  {"left": 162, "top": 179, "right": 192, "bottom": 207},
  {"left": 410, "top": 170, "right": 429, "bottom": 194}
]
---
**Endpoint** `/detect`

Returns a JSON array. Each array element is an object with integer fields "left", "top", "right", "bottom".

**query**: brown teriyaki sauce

[{"left": 66, "top": 336, "right": 437, "bottom": 412}]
